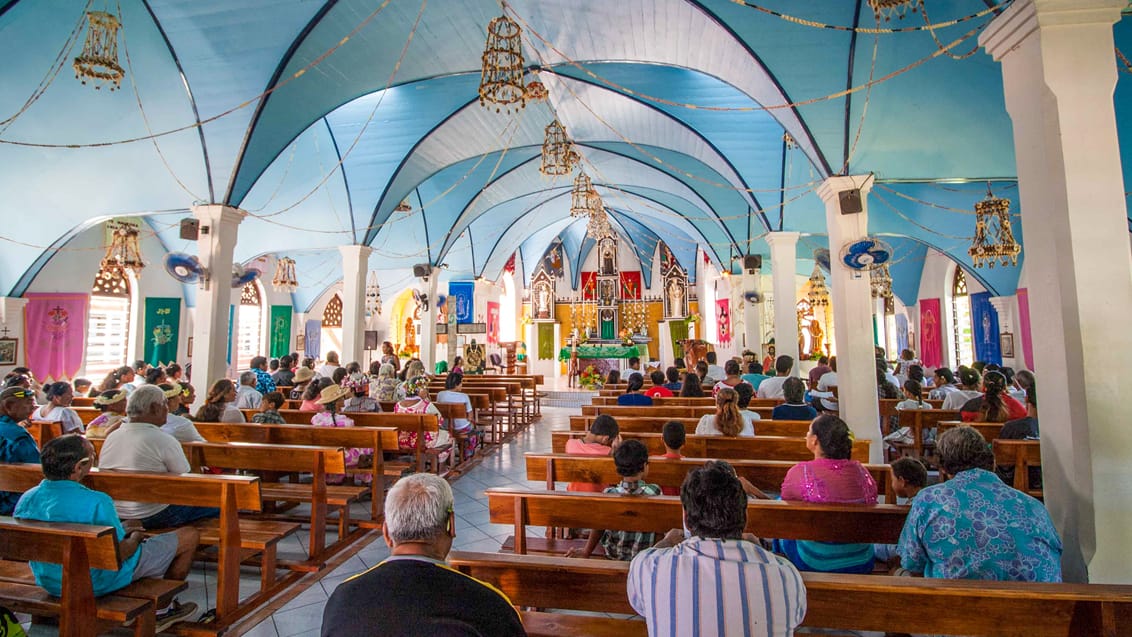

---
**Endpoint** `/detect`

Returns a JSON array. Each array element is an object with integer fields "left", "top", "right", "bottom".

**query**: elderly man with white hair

[
  {"left": 321, "top": 473, "right": 526, "bottom": 636},
  {"left": 99, "top": 385, "right": 219, "bottom": 529}
]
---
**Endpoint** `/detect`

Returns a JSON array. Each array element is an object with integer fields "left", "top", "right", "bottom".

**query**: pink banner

[
  {"left": 716, "top": 299, "right": 732, "bottom": 347},
  {"left": 919, "top": 298, "right": 943, "bottom": 369},
  {"left": 24, "top": 293, "right": 88, "bottom": 382},
  {"left": 1017, "top": 288, "right": 1034, "bottom": 370},
  {"left": 486, "top": 301, "right": 500, "bottom": 344}
]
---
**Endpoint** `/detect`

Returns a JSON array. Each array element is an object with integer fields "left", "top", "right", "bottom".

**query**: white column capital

[
  {"left": 987, "top": 295, "right": 1012, "bottom": 315},
  {"left": 191, "top": 204, "right": 247, "bottom": 227},
  {"left": 979, "top": 0, "right": 1124, "bottom": 61},
  {"left": 815, "top": 174, "right": 874, "bottom": 204},
  {"left": 764, "top": 231, "right": 800, "bottom": 248},
  {"left": 337, "top": 244, "right": 374, "bottom": 261}
]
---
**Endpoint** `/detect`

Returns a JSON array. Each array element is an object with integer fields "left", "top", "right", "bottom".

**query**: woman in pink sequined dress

[{"left": 775, "top": 414, "right": 877, "bottom": 574}]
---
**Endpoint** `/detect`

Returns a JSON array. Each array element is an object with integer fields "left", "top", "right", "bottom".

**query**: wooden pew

[
  {"left": 938, "top": 420, "right": 1006, "bottom": 443},
  {"left": 567, "top": 415, "right": 812, "bottom": 438},
  {"left": 73, "top": 407, "right": 101, "bottom": 425},
  {"left": 551, "top": 431, "right": 871, "bottom": 462},
  {"left": 582, "top": 404, "right": 775, "bottom": 419},
  {"left": 994, "top": 439, "right": 1044, "bottom": 500},
  {"left": 487, "top": 488, "right": 907, "bottom": 555},
  {"left": 448, "top": 551, "right": 1132, "bottom": 637},
  {"left": 180, "top": 442, "right": 359, "bottom": 562},
  {"left": 192, "top": 422, "right": 395, "bottom": 525},
  {"left": 878, "top": 397, "right": 943, "bottom": 417},
  {"left": 0, "top": 464, "right": 283, "bottom": 622},
  {"left": 525, "top": 453, "right": 896, "bottom": 503},
  {"left": 0, "top": 518, "right": 160, "bottom": 637},
  {"left": 888, "top": 409, "right": 963, "bottom": 460},
  {"left": 23, "top": 420, "right": 63, "bottom": 447}
]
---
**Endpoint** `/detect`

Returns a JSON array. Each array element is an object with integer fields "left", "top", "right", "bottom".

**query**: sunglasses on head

[{"left": 6, "top": 389, "right": 32, "bottom": 399}]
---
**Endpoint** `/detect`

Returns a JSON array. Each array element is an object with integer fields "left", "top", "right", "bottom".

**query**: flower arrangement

[
  {"left": 619, "top": 327, "right": 634, "bottom": 345},
  {"left": 579, "top": 365, "right": 603, "bottom": 390},
  {"left": 685, "top": 312, "right": 702, "bottom": 324}
]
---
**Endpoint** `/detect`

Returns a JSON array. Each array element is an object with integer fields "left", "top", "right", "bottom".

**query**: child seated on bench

[
  {"left": 655, "top": 421, "right": 685, "bottom": 495},
  {"left": 564, "top": 414, "right": 620, "bottom": 493},
  {"left": 567, "top": 440, "right": 661, "bottom": 560},
  {"left": 14, "top": 435, "right": 200, "bottom": 631},
  {"left": 874, "top": 457, "right": 928, "bottom": 567},
  {"left": 253, "top": 391, "right": 286, "bottom": 424}
]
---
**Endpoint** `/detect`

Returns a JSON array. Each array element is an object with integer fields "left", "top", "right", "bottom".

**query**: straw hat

[
  {"left": 294, "top": 367, "right": 315, "bottom": 383},
  {"left": 317, "top": 384, "right": 349, "bottom": 404}
]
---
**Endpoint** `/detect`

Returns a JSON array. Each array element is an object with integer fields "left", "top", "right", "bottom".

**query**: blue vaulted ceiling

[{"left": 1, "top": 0, "right": 1129, "bottom": 308}]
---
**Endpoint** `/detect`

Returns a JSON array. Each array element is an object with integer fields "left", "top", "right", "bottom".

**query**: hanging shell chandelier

[
  {"left": 868, "top": 0, "right": 919, "bottom": 22},
  {"left": 807, "top": 264, "right": 830, "bottom": 307},
  {"left": 271, "top": 257, "right": 299, "bottom": 293},
  {"left": 101, "top": 222, "right": 144, "bottom": 274},
  {"left": 524, "top": 72, "right": 548, "bottom": 102},
  {"left": 968, "top": 186, "right": 1021, "bottom": 269},
  {"left": 570, "top": 172, "right": 594, "bottom": 217},
  {"left": 478, "top": 15, "right": 526, "bottom": 113},
  {"left": 74, "top": 11, "right": 125, "bottom": 90},
  {"left": 540, "top": 120, "right": 578, "bottom": 176},
  {"left": 870, "top": 263, "right": 893, "bottom": 299},
  {"left": 587, "top": 207, "right": 613, "bottom": 240}
]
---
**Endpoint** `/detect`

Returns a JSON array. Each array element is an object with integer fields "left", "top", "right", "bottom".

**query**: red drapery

[{"left": 919, "top": 298, "right": 943, "bottom": 369}]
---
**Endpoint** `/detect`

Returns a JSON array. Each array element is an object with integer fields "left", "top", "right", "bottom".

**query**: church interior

[{"left": 2, "top": 0, "right": 1132, "bottom": 634}]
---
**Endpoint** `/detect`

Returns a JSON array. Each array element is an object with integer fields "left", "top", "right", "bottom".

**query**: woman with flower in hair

[
  {"left": 86, "top": 389, "right": 128, "bottom": 438},
  {"left": 393, "top": 376, "right": 451, "bottom": 458},
  {"left": 311, "top": 385, "right": 372, "bottom": 484},
  {"left": 370, "top": 363, "right": 404, "bottom": 402},
  {"left": 341, "top": 372, "right": 379, "bottom": 413}
]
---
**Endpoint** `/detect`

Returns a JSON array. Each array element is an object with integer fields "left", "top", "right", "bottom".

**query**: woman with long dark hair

[
  {"left": 679, "top": 372, "right": 704, "bottom": 397},
  {"left": 31, "top": 382, "right": 84, "bottom": 434},
  {"left": 694, "top": 387, "right": 752, "bottom": 437},
  {"left": 192, "top": 379, "right": 245, "bottom": 423}
]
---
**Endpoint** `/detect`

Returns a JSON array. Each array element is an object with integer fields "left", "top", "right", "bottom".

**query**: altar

[{"left": 559, "top": 344, "right": 646, "bottom": 375}]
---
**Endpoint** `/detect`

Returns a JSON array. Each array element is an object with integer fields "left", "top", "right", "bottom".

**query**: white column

[
  {"left": 817, "top": 176, "right": 881, "bottom": 464},
  {"left": 874, "top": 296, "right": 888, "bottom": 353},
  {"left": 981, "top": 0, "right": 1131, "bottom": 584},
  {"left": 418, "top": 276, "right": 440, "bottom": 371},
  {"left": 765, "top": 232, "right": 800, "bottom": 375},
  {"left": 338, "top": 245, "right": 373, "bottom": 366},
  {"left": 741, "top": 262, "right": 763, "bottom": 354},
  {"left": 189, "top": 205, "right": 246, "bottom": 407}
]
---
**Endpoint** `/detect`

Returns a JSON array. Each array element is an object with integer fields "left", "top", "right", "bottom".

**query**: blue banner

[
  {"left": 970, "top": 292, "right": 1002, "bottom": 366},
  {"left": 449, "top": 281, "right": 475, "bottom": 324},
  {"left": 895, "top": 314, "right": 909, "bottom": 356},
  {"left": 305, "top": 319, "right": 322, "bottom": 358}
]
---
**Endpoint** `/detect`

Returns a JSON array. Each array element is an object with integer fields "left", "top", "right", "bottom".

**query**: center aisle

[{"left": 240, "top": 407, "right": 571, "bottom": 637}]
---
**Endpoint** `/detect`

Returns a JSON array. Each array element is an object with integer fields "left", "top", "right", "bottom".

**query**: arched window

[
  {"left": 951, "top": 267, "right": 974, "bottom": 367},
  {"left": 85, "top": 266, "right": 134, "bottom": 379},
  {"left": 320, "top": 293, "right": 344, "bottom": 358},
  {"left": 236, "top": 281, "right": 263, "bottom": 370}
]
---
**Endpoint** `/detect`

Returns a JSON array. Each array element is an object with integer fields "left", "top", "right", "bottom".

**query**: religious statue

[
  {"left": 600, "top": 242, "right": 615, "bottom": 275},
  {"left": 666, "top": 278, "right": 685, "bottom": 318},
  {"left": 808, "top": 319, "right": 825, "bottom": 357},
  {"left": 534, "top": 282, "right": 552, "bottom": 319},
  {"left": 403, "top": 317, "right": 416, "bottom": 352},
  {"left": 599, "top": 279, "right": 615, "bottom": 305},
  {"left": 465, "top": 338, "right": 485, "bottom": 374}
]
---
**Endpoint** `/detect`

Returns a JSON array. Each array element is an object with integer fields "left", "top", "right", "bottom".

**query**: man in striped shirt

[{"left": 627, "top": 461, "right": 806, "bottom": 636}]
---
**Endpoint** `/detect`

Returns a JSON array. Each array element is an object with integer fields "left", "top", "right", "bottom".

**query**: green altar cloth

[{"left": 558, "top": 345, "right": 643, "bottom": 361}]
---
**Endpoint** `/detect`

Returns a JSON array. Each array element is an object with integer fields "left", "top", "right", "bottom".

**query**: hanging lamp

[
  {"left": 868, "top": 0, "right": 918, "bottom": 22},
  {"left": 271, "top": 257, "right": 299, "bottom": 293},
  {"left": 540, "top": 120, "right": 576, "bottom": 176},
  {"left": 100, "top": 222, "right": 144, "bottom": 275},
  {"left": 570, "top": 172, "right": 593, "bottom": 217},
  {"left": 478, "top": 15, "right": 526, "bottom": 113},
  {"left": 870, "top": 263, "right": 893, "bottom": 299},
  {"left": 74, "top": 11, "right": 125, "bottom": 90},
  {"left": 968, "top": 185, "right": 1021, "bottom": 269},
  {"left": 807, "top": 264, "right": 830, "bottom": 307}
]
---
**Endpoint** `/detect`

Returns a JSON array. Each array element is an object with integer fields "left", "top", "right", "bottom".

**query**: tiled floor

[{"left": 235, "top": 406, "right": 569, "bottom": 637}]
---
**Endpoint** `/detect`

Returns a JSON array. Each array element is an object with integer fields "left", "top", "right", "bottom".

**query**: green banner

[
  {"left": 557, "top": 344, "right": 643, "bottom": 361},
  {"left": 143, "top": 297, "right": 180, "bottom": 367},
  {"left": 670, "top": 321, "right": 689, "bottom": 358},
  {"left": 269, "top": 305, "right": 292, "bottom": 358},
  {"left": 538, "top": 323, "right": 555, "bottom": 360}
]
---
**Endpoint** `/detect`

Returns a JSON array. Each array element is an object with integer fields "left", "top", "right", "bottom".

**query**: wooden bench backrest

[
  {"left": 487, "top": 488, "right": 907, "bottom": 544},
  {"left": 183, "top": 441, "right": 347, "bottom": 474},
  {"left": 194, "top": 421, "right": 398, "bottom": 450},
  {"left": 434, "top": 402, "right": 468, "bottom": 420},
  {"left": 269, "top": 409, "right": 438, "bottom": 432},
  {"left": 552, "top": 431, "right": 870, "bottom": 462},
  {"left": 583, "top": 404, "right": 775, "bottom": 419},
  {"left": 449, "top": 551, "right": 1132, "bottom": 637},
  {"left": 524, "top": 453, "right": 894, "bottom": 502},
  {"left": 0, "top": 517, "right": 122, "bottom": 570},
  {"left": 938, "top": 420, "right": 1005, "bottom": 443},
  {"left": 24, "top": 420, "right": 63, "bottom": 447},
  {"left": 569, "top": 415, "right": 812, "bottom": 437},
  {"left": 73, "top": 407, "right": 101, "bottom": 425},
  {"left": 994, "top": 439, "right": 1043, "bottom": 495}
]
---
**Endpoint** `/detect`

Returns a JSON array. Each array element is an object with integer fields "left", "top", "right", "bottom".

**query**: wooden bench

[
  {"left": 567, "top": 415, "right": 812, "bottom": 437},
  {"left": 552, "top": 430, "right": 871, "bottom": 462},
  {"left": 0, "top": 464, "right": 286, "bottom": 622},
  {"left": 0, "top": 518, "right": 166, "bottom": 637},
  {"left": 192, "top": 422, "right": 396, "bottom": 526},
  {"left": 258, "top": 410, "right": 442, "bottom": 474},
  {"left": 525, "top": 453, "right": 896, "bottom": 503},
  {"left": 582, "top": 404, "right": 775, "bottom": 419},
  {"left": 886, "top": 409, "right": 963, "bottom": 461},
  {"left": 72, "top": 407, "right": 101, "bottom": 425},
  {"left": 487, "top": 488, "right": 907, "bottom": 555},
  {"left": 994, "top": 439, "right": 1044, "bottom": 499},
  {"left": 938, "top": 420, "right": 1006, "bottom": 443},
  {"left": 23, "top": 420, "right": 63, "bottom": 447},
  {"left": 448, "top": 551, "right": 1132, "bottom": 637}
]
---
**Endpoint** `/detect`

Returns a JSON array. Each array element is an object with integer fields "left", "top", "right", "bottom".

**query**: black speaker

[
  {"left": 364, "top": 331, "right": 379, "bottom": 350},
  {"left": 839, "top": 189, "right": 863, "bottom": 215},
  {"left": 412, "top": 263, "right": 433, "bottom": 278},
  {"left": 743, "top": 255, "right": 762, "bottom": 272},
  {"left": 179, "top": 218, "right": 200, "bottom": 240}
]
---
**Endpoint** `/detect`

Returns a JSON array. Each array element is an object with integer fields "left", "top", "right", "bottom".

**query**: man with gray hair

[
  {"left": 99, "top": 385, "right": 219, "bottom": 529},
  {"left": 321, "top": 473, "right": 526, "bottom": 636},
  {"left": 234, "top": 370, "right": 263, "bottom": 409}
]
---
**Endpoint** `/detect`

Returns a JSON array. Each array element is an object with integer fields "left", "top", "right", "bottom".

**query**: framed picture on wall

[
  {"left": 0, "top": 338, "right": 16, "bottom": 365},
  {"left": 186, "top": 337, "right": 193, "bottom": 358},
  {"left": 1000, "top": 332, "right": 1015, "bottom": 358},
  {"left": 295, "top": 334, "right": 305, "bottom": 352}
]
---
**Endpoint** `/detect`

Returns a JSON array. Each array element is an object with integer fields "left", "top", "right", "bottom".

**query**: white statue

[{"left": 667, "top": 278, "right": 685, "bottom": 318}]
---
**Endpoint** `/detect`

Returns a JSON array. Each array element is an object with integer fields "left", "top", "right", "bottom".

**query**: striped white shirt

[{"left": 628, "top": 537, "right": 806, "bottom": 637}]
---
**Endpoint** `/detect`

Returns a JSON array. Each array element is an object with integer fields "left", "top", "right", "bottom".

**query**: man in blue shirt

[
  {"left": 897, "top": 426, "right": 1062, "bottom": 582},
  {"left": 249, "top": 356, "right": 277, "bottom": 395},
  {"left": 14, "top": 434, "right": 200, "bottom": 630},
  {"left": 0, "top": 386, "right": 40, "bottom": 515}
]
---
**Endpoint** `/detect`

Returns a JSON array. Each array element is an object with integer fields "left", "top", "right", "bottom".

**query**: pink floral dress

[{"left": 311, "top": 411, "right": 372, "bottom": 484}]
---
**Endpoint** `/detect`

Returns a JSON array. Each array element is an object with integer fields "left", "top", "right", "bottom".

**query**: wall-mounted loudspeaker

[
  {"left": 179, "top": 218, "right": 200, "bottom": 240},
  {"left": 412, "top": 263, "right": 433, "bottom": 278},
  {"left": 839, "top": 189, "right": 863, "bottom": 215},
  {"left": 743, "top": 255, "right": 762, "bottom": 272}
]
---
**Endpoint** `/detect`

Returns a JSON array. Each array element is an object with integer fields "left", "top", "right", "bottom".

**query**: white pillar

[
  {"left": 741, "top": 261, "right": 763, "bottom": 354},
  {"left": 981, "top": 0, "right": 1131, "bottom": 583},
  {"left": 419, "top": 276, "right": 440, "bottom": 371},
  {"left": 338, "top": 245, "right": 373, "bottom": 366},
  {"left": 189, "top": 205, "right": 246, "bottom": 407},
  {"left": 817, "top": 176, "right": 881, "bottom": 464},
  {"left": 765, "top": 232, "right": 800, "bottom": 375},
  {"left": 874, "top": 296, "right": 888, "bottom": 354}
]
